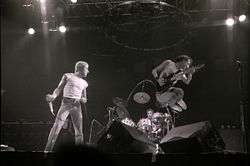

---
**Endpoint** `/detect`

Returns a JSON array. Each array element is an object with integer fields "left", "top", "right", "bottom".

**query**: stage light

[
  {"left": 39, "top": 0, "right": 46, "bottom": 3},
  {"left": 239, "top": 15, "right": 246, "bottom": 22},
  {"left": 226, "top": 18, "right": 235, "bottom": 26},
  {"left": 71, "top": 0, "right": 78, "bottom": 3},
  {"left": 27, "top": 28, "right": 35, "bottom": 35},
  {"left": 59, "top": 25, "right": 67, "bottom": 33}
]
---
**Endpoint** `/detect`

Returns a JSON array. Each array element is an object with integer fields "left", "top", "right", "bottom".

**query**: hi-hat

[{"left": 133, "top": 92, "right": 150, "bottom": 104}]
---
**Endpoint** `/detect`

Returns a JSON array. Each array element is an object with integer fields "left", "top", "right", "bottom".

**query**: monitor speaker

[
  {"left": 160, "top": 121, "right": 225, "bottom": 153},
  {"left": 96, "top": 121, "right": 157, "bottom": 153},
  {"left": 219, "top": 128, "right": 244, "bottom": 152}
]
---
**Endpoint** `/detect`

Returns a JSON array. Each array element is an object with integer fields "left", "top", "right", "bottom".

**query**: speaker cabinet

[
  {"left": 219, "top": 129, "right": 244, "bottom": 152},
  {"left": 160, "top": 121, "right": 225, "bottom": 153},
  {"left": 96, "top": 121, "right": 157, "bottom": 153}
]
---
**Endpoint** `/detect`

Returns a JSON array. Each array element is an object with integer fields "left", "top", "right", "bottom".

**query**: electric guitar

[
  {"left": 155, "top": 64, "right": 205, "bottom": 110},
  {"left": 156, "top": 64, "right": 205, "bottom": 92}
]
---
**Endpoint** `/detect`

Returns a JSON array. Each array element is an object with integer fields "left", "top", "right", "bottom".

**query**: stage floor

[{"left": 1, "top": 151, "right": 248, "bottom": 166}]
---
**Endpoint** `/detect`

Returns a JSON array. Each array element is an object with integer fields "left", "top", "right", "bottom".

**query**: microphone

[
  {"left": 107, "top": 106, "right": 115, "bottom": 112},
  {"left": 236, "top": 60, "right": 241, "bottom": 65},
  {"left": 232, "top": 59, "right": 241, "bottom": 71},
  {"left": 48, "top": 102, "right": 55, "bottom": 116},
  {"left": 235, "top": 60, "right": 241, "bottom": 71}
]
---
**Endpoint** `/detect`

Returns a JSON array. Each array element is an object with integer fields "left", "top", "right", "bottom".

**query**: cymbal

[
  {"left": 177, "top": 99, "right": 187, "bottom": 110},
  {"left": 171, "top": 105, "right": 183, "bottom": 112},
  {"left": 170, "top": 99, "right": 187, "bottom": 112},
  {"left": 133, "top": 92, "right": 150, "bottom": 104}
]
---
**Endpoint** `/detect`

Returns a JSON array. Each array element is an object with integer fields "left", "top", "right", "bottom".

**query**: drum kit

[
  {"left": 107, "top": 90, "right": 183, "bottom": 142},
  {"left": 140, "top": 112, "right": 174, "bottom": 142},
  {"left": 134, "top": 91, "right": 181, "bottom": 141},
  {"left": 119, "top": 110, "right": 173, "bottom": 142}
]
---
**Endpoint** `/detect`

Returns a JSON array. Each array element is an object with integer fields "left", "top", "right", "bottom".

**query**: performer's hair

[
  {"left": 146, "top": 108, "right": 154, "bottom": 113},
  {"left": 174, "top": 55, "right": 193, "bottom": 64},
  {"left": 75, "top": 61, "right": 88, "bottom": 72}
]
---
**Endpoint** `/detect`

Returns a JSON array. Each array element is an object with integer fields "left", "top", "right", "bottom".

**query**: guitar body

[
  {"left": 155, "top": 64, "right": 205, "bottom": 92},
  {"left": 154, "top": 64, "right": 205, "bottom": 109}
]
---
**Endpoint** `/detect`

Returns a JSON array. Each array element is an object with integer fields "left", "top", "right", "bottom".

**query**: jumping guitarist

[
  {"left": 152, "top": 55, "right": 204, "bottom": 92},
  {"left": 152, "top": 55, "right": 193, "bottom": 90},
  {"left": 152, "top": 55, "right": 204, "bottom": 111}
]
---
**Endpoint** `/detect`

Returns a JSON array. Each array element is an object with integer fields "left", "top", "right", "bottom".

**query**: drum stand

[
  {"left": 88, "top": 119, "right": 105, "bottom": 145},
  {"left": 236, "top": 60, "right": 247, "bottom": 153},
  {"left": 165, "top": 106, "right": 175, "bottom": 130}
]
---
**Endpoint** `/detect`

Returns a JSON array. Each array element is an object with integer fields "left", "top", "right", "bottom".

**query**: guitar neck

[
  {"left": 156, "top": 64, "right": 204, "bottom": 90},
  {"left": 182, "top": 66, "right": 195, "bottom": 75},
  {"left": 182, "top": 64, "right": 204, "bottom": 75}
]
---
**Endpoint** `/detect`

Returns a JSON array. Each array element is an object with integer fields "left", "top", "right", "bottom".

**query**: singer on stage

[{"left": 44, "top": 61, "right": 89, "bottom": 152}]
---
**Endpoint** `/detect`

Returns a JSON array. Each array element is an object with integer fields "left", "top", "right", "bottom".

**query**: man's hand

[
  {"left": 188, "top": 67, "right": 196, "bottom": 74},
  {"left": 157, "top": 77, "right": 166, "bottom": 86},
  {"left": 46, "top": 94, "right": 55, "bottom": 102},
  {"left": 80, "top": 98, "right": 87, "bottom": 103},
  {"left": 152, "top": 70, "right": 158, "bottom": 79},
  {"left": 172, "top": 72, "right": 191, "bottom": 84}
]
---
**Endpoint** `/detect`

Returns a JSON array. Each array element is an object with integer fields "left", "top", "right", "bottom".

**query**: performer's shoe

[{"left": 44, "top": 150, "right": 52, "bottom": 154}]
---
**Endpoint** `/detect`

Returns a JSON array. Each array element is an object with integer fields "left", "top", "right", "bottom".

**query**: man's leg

[
  {"left": 44, "top": 105, "right": 69, "bottom": 152},
  {"left": 70, "top": 105, "right": 84, "bottom": 145}
]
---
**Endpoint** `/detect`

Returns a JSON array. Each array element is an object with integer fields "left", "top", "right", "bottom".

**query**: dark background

[{"left": 1, "top": 0, "right": 249, "bottom": 151}]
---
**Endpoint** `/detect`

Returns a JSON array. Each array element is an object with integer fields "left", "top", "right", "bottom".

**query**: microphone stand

[{"left": 236, "top": 60, "right": 247, "bottom": 153}]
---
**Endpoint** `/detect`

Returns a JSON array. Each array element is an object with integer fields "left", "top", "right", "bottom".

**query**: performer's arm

[
  {"left": 152, "top": 60, "right": 171, "bottom": 79},
  {"left": 46, "top": 74, "right": 67, "bottom": 102},
  {"left": 180, "top": 65, "right": 196, "bottom": 85},
  {"left": 180, "top": 73, "right": 192, "bottom": 85},
  {"left": 173, "top": 66, "right": 195, "bottom": 85},
  {"left": 80, "top": 88, "right": 87, "bottom": 103}
]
